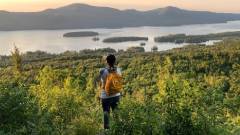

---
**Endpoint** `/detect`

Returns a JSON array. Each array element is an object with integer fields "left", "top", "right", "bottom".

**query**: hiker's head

[{"left": 106, "top": 54, "right": 116, "bottom": 67}]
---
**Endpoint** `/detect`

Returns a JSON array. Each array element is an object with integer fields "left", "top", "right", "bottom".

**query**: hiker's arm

[
  {"left": 94, "top": 74, "right": 101, "bottom": 88},
  {"left": 95, "top": 69, "right": 105, "bottom": 99},
  {"left": 94, "top": 75, "right": 101, "bottom": 100}
]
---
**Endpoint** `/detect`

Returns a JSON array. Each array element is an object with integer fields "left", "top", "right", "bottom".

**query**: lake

[{"left": 1, "top": 21, "right": 240, "bottom": 55}]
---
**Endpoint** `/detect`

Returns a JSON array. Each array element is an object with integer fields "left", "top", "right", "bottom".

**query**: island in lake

[
  {"left": 103, "top": 37, "right": 148, "bottom": 43},
  {"left": 154, "top": 31, "right": 240, "bottom": 44},
  {"left": 126, "top": 46, "right": 145, "bottom": 53},
  {"left": 63, "top": 31, "right": 99, "bottom": 37}
]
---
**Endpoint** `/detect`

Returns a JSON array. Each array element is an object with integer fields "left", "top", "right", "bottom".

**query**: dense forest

[
  {"left": 0, "top": 39, "right": 240, "bottom": 135},
  {"left": 154, "top": 31, "right": 240, "bottom": 44}
]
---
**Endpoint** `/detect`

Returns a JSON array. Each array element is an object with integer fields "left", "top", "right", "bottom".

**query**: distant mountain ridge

[{"left": 0, "top": 3, "right": 240, "bottom": 31}]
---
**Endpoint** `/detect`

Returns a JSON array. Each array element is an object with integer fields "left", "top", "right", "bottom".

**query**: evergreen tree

[{"left": 11, "top": 46, "right": 22, "bottom": 74}]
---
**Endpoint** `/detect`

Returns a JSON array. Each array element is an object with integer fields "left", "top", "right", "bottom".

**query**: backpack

[{"left": 105, "top": 69, "right": 123, "bottom": 96}]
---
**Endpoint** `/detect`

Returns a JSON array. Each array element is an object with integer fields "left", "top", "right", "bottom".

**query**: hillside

[
  {"left": 0, "top": 3, "right": 240, "bottom": 30},
  {"left": 0, "top": 40, "right": 240, "bottom": 134}
]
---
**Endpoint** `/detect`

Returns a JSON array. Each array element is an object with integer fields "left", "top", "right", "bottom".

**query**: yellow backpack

[{"left": 105, "top": 70, "right": 123, "bottom": 96}]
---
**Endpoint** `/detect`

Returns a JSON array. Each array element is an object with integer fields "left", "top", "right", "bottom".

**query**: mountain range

[{"left": 0, "top": 3, "right": 240, "bottom": 31}]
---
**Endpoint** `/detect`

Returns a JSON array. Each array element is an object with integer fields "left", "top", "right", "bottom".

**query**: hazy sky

[{"left": 0, "top": 0, "right": 239, "bottom": 13}]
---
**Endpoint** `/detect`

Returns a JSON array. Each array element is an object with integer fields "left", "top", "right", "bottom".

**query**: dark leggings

[{"left": 102, "top": 96, "right": 120, "bottom": 129}]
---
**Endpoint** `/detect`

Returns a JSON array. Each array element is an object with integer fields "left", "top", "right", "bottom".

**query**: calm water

[{"left": 1, "top": 21, "right": 240, "bottom": 55}]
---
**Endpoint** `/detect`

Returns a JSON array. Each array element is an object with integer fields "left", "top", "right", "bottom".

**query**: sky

[{"left": 0, "top": 0, "right": 239, "bottom": 13}]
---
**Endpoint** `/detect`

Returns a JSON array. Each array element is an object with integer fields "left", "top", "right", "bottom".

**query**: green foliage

[
  {"left": 29, "top": 66, "right": 101, "bottom": 134},
  {"left": 0, "top": 40, "right": 239, "bottom": 134},
  {"left": 0, "top": 81, "right": 38, "bottom": 134},
  {"left": 108, "top": 96, "right": 163, "bottom": 135},
  {"left": 11, "top": 46, "right": 22, "bottom": 74}
]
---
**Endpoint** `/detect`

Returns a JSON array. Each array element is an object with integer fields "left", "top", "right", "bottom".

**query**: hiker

[{"left": 98, "top": 54, "right": 123, "bottom": 129}]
